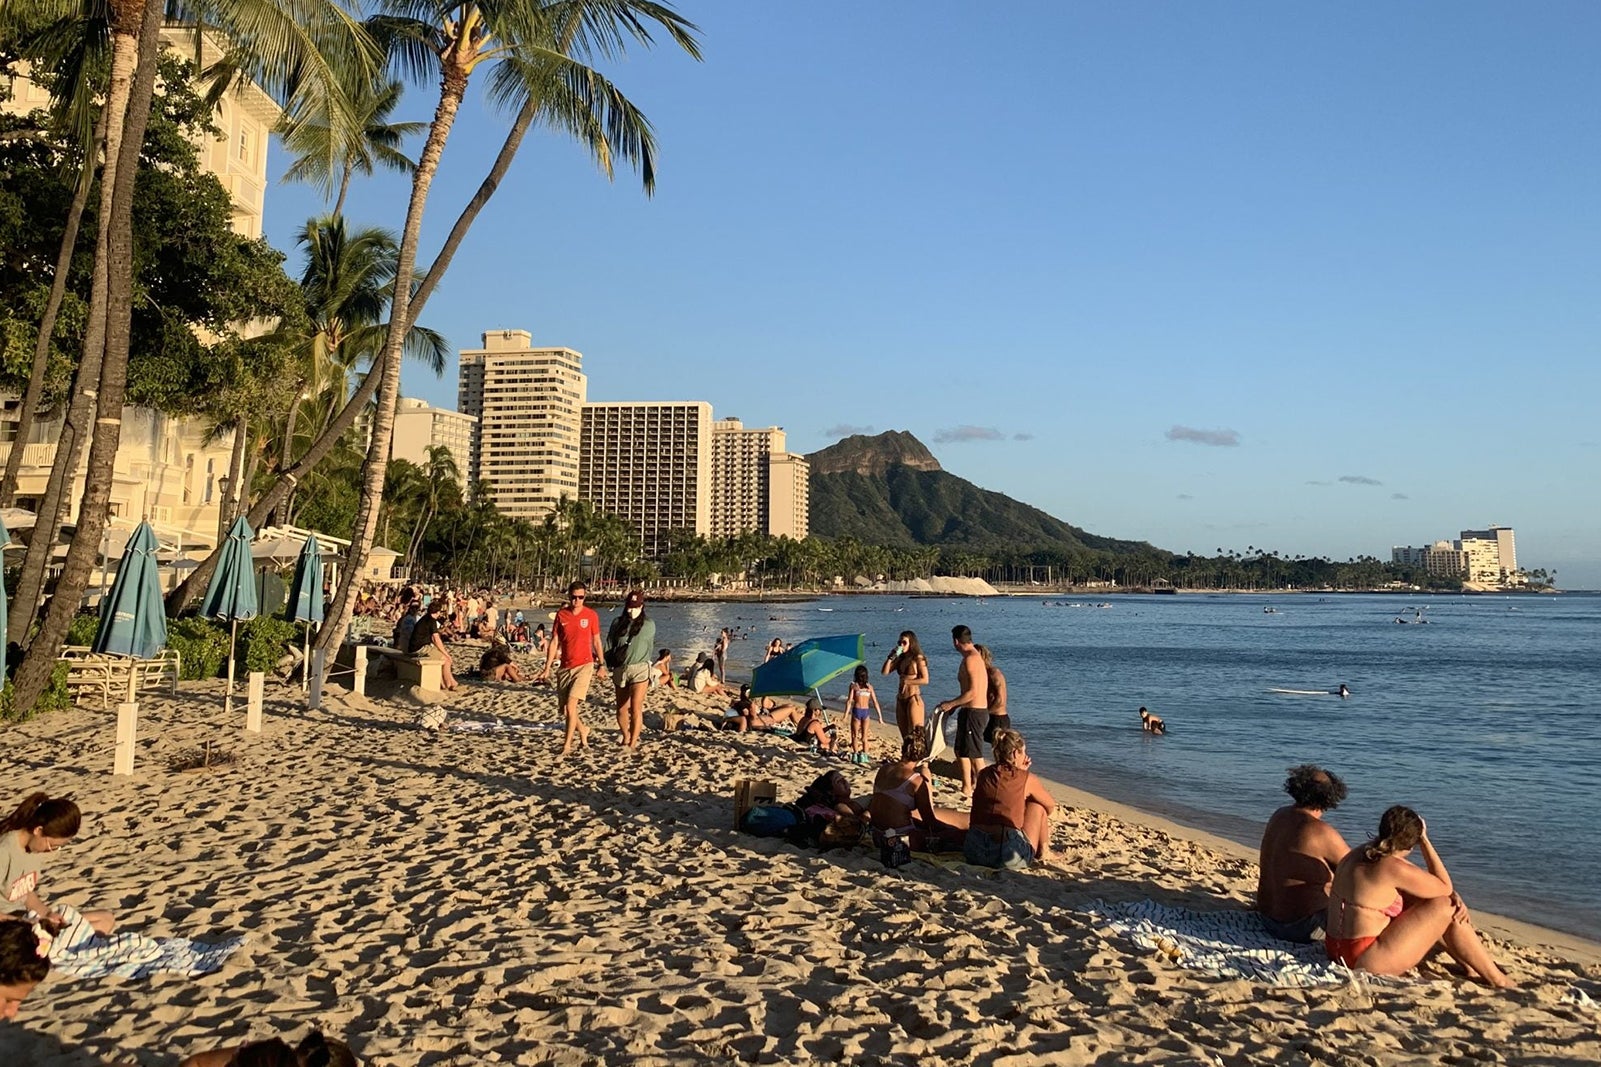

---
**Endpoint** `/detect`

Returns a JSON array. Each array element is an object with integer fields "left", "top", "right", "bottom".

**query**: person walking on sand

[
  {"left": 882, "top": 630, "right": 930, "bottom": 742},
  {"left": 607, "top": 590, "right": 656, "bottom": 749},
  {"left": 933, "top": 625, "right": 990, "bottom": 797},
  {"left": 1257, "top": 765, "right": 1350, "bottom": 942},
  {"left": 1325, "top": 806, "right": 1514, "bottom": 987},
  {"left": 533, "top": 581, "right": 607, "bottom": 756}
]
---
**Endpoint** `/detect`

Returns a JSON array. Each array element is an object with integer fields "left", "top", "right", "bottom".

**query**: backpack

[{"left": 740, "top": 804, "right": 801, "bottom": 837}]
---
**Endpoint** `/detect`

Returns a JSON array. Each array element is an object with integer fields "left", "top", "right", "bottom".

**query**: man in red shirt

[{"left": 534, "top": 580, "right": 607, "bottom": 755}]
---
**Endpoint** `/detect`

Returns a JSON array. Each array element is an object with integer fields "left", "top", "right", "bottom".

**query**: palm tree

[
  {"left": 315, "top": 0, "right": 702, "bottom": 659},
  {"left": 280, "top": 75, "right": 425, "bottom": 218},
  {"left": 8, "top": 0, "right": 374, "bottom": 710},
  {"left": 404, "top": 443, "right": 460, "bottom": 563}
]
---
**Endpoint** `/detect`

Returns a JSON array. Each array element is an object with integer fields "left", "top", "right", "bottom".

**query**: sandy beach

[{"left": 4, "top": 640, "right": 1599, "bottom": 1066}]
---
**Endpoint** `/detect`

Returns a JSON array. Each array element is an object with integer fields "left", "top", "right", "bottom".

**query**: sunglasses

[{"left": 570, "top": 593, "right": 586, "bottom": 600}]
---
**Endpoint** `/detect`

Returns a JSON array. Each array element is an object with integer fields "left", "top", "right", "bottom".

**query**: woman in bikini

[
  {"left": 1325, "top": 806, "right": 1514, "bottom": 987},
  {"left": 867, "top": 733, "right": 968, "bottom": 853},
  {"left": 881, "top": 630, "right": 930, "bottom": 742},
  {"left": 845, "top": 665, "right": 883, "bottom": 759}
]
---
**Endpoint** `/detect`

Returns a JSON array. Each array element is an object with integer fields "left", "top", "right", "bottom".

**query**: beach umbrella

[
  {"left": 200, "top": 515, "right": 259, "bottom": 715},
  {"left": 284, "top": 532, "right": 324, "bottom": 693},
  {"left": 0, "top": 514, "right": 9, "bottom": 680},
  {"left": 92, "top": 521, "right": 168, "bottom": 668},
  {"left": 749, "top": 633, "right": 865, "bottom": 702}
]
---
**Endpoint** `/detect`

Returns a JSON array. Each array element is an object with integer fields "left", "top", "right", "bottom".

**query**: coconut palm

[
  {"left": 314, "top": 0, "right": 702, "bottom": 658},
  {"left": 280, "top": 75, "right": 425, "bottom": 218},
  {"left": 8, "top": 0, "right": 375, "bottom": 710}
]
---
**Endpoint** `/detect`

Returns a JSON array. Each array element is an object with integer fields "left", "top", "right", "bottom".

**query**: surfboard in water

[{"left": 1266, "top": 688, "right": 1335, "bottom": 696}]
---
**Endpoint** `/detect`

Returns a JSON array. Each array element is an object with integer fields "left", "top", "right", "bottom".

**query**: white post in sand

[
  {"left": 301, "top": 628, "right": 311, "bottom": 693},
  {"left": 308, "top": 648, "right": 325, "bottom": 710},
  {"left": 354, "top": 645, "right": 367, "bottom": 697},
  {"left": 114, "top": 702, "right": 138, "bottom": 776},
  {"left": 246, "top": 671, "right": 264, "bottom": 732},
  {"left": 225, "top": 618, "right": 239, "bottom": 716}
]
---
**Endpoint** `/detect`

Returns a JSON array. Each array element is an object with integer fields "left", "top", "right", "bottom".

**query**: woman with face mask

[{"left": 607, "top": 590, "right": 657, "bottom": 749}]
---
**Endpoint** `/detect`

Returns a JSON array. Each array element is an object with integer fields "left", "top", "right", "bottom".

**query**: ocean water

[{"left": 636, "top": 591, "right": 1601, "bottom": 941}]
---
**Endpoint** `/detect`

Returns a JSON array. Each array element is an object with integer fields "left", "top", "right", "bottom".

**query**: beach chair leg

[{"left": 114, "top": 702, "right": 138, "bottom": 776}]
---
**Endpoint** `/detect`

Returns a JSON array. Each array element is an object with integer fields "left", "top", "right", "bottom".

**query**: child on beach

[
  {"left": 0, "top": 919, "right": 50, "bottom": 1021},
  {"left": 845, "top": 666, "right": 883, "bottom": 761},
  {"left": 1, "top": 793, "right": 114, "bottom": 935}
]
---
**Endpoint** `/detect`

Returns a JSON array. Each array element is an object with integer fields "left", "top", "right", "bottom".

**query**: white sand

[{"left": 2, "top": 644, "right": 1599, "bottom": 1065}]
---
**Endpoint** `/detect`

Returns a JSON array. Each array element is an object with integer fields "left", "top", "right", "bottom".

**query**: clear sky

[{"left": 262, "top": 1, "right": 1601, "bottom": 587}]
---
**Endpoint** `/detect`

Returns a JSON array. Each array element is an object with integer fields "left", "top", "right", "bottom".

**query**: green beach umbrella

[
  {"left": 284, "top": 532, "right": 325, "bottom": 693},
  {"left": 201, "top": 515, "right": 259, "bottom": 714},
  {"left": 92, "top": 520, "right": 168, "bottom": 664}
]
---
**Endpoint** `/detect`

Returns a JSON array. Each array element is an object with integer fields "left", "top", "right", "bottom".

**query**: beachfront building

[
  {"left": 457, "top": 330, "right": 586, "bottom": 520},
  {"left": 1392, "top": 525, "right": 1520, "bottom": 586},
  {"left": 0, "top": 25, "right": 280, "bottom": 559},
  {"left": 578, "top": 402, "right": 713, "bottom": 557},
  {"left": 709, "top": 418, "right": 811, "bottom": 540},
  {"left": 391, "top": 397, "right": 476, "bottom": 486}
]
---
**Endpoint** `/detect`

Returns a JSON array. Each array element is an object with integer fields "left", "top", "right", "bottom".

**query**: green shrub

[
  {"left": 240, "top": 615, "right": 302, "bottom": 674},
  {"left": 167, "top": 617, "right": 229, "bottom": 680},
  {"left": 1, "top": 662, "right": 72, "bottom": 724},
  {"left": 66, "top": 609, "right": 101, "bottom": 648}
]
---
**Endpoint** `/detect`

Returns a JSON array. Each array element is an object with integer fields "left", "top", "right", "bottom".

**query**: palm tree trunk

[
  {"left": 0, "top": 108, "right": 107, "bottom": 509},
  {"left": 317, "top": 61, "right": 470, "bottom": 656},
  {"left": 6, "top": 13, "right": 142, "bottom": 650},
  {"left": 217, "top": 416, "right": 248, "bottom": 547},
  {"left": 9, "top": 0, "right": 163, "bottom": 711},
  {"left": 332, "top": 165, "right": 353, "bottom": 219}
]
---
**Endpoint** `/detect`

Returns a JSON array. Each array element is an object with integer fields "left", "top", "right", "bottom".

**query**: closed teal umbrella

[
  {"left": 0, "top": 515, "right": 10, "bottom": 681},
  {"left": 284, "top": 533, "right": 324, "bottom": 693},
  {"left": 201, "top": 515, "right": 259, "bottom": 714},
  {"left": 92, "top": 521, "right": 168, "bottom": 664}
]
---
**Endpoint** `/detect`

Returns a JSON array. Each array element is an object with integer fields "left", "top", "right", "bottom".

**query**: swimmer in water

[
  {"left": 1140, "top": 707, "right": 1166, "bottom": 734},
  {"left": 1338, "top": 684, "right": 1350, "bottom": 699}
]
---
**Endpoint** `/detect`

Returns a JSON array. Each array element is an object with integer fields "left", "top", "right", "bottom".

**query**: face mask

[{"left": 627, "top": 607, "right": 641, "bottom": 619}]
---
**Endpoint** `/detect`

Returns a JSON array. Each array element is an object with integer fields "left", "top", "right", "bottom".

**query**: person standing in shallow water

[
  {"left": 1256, "top": 764, "right": 1350, "bottom": 943},
  {"left": 533, "top": 580, "right": 607, "bottom": 756}
]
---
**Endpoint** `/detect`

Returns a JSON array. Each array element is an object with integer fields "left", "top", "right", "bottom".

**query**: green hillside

[{"left": 807, "top": 433, "right": 1156, "bottom": 555}]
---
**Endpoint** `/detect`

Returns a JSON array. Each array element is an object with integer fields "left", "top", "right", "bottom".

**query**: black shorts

[
  {"left": 983, "top": 713, "right": 1010, "bottom": 744},
  {"left": 955, "top": 708, "right": 989, "bottom": 759}
]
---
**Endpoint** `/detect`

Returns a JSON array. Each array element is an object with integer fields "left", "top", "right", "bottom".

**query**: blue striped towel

[{"left": 45, "top": 906, "right": 244, "bottom": 980}]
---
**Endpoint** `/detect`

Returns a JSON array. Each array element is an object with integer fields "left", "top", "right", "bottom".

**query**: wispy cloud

[
  {"left": 824, "top": 423, "right": 874, "bottom": 439},
  {"left": 1166, "top": 425, "right": 1240, "bottom": 447},
  {"left": 1012, "top": 432, "right": 1034, "bottom": 442},
  {"left": 1339, "top": 475, "right": 1382, "bottom": 486},
  {"left": 1177, "top": 493, "right": 1194, "bottom": 501},
  {"left": 1306, "top": 480, "right": 1331, "bottom": 487},
  {"left": 934, "top": 425, "right": 1005, "bottom": 444},
  {"left": 1391, "top": 492, "right": 1410, "bottom": 500}
]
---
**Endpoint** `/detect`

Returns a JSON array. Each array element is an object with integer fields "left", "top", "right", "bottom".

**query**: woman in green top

[{"left": 608, "top": 590, "right": 658, "bottom": 749}]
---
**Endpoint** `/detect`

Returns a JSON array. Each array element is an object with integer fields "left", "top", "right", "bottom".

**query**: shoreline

[{"left": 4, "top": 661, "right": 1598, "bottom": 1064}]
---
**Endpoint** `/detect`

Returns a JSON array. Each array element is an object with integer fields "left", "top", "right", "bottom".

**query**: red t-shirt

[{"left": 551, "top": 606, "right": 602, "bottom": 667}]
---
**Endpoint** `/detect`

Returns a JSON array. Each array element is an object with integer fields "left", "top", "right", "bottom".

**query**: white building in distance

[
  {"left": 457, "top": 330, "right": 585, "bottom": 520},
  {"left": 1392, "top": 525, "right": 1519, "bottom": 585},
  {"left": 578, "top": 402, "right": 713, "bottom": 557},
  {"left": 391, "top": 397, "right": 475, "bottom": 486},
  {"left": 709, "top": 418, "right": 810, "bottom": 541}
]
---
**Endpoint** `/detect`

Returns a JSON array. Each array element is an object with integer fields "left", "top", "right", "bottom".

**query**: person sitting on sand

[
  {"left": 1257, "top": 764, "right": 1350, "bottom": 942},
  {"left": 651, "top": 649, "right": 675, "bottom": 689},
  {"left": 792, "top": 698, "right": 835, "bottom": 752},
  {"left": 962, "top": 729, "right": 1055, "bottom": 869},
  {"left": 721, "top": 686, "right": 804, "bottom": 732},
  {"left": 0, "top": 919, "right": 50, "bottom": 1021},
  {"left": 1, "top": 793, "right": 114, "bottom": 935},
  {"left": 1139, "top": 707, "right": 1165, "bottom": 734},
  {"left": 180, "top": 1029, "right": 356, "bottom": 1067},
  {"left": 796, "top": 770, "right": 865, "bottom": 820},
  {"left": 688, "top": 654, "right": 725, "bottom": 696},
  {"left": 531, "top": 623, "right": 548, "bottom": 656},
  {"left": 1324, "top": 806, "right": 1514, "bottom": 987},
  {"left": 478, "top": 641, "right": 524, "bottom": 683},
  {"left": 868, "top": 734, "right": 969, "bottom": 853}
]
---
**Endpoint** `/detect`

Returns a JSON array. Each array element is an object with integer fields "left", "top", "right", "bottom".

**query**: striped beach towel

[
  {"left": 1087, "top": 900, "right": 1404, "bottom": 988},
  {"left": 44, "top": 906, "right": 244, "bottom": 980}
]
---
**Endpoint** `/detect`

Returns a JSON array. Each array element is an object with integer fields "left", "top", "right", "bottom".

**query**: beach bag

[
  {"left": 604, "top": 643, "right": 628, "bottom": 671},
  {"left": 741, "top": 804, "right": 801, "bottom": 837}
]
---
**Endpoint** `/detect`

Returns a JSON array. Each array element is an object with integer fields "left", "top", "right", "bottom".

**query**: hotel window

[{"left": 238, "top": 129, "right": 250, "bottom": 164}]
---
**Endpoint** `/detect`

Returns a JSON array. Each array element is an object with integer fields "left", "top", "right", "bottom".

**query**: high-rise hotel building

[
  {"left": 709, "top": 418, "right": 810, "bottom": 541},
  {"left": 578, "top": 402, "right": 713, "bottom": 557},
  {"left": 457, "top": 330, "right": 585, "bottom": 520}
]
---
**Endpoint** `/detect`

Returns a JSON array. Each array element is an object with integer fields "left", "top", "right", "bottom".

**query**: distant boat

[{"left": 1153, "top": 587, "right": 1178, "bottom": 595}]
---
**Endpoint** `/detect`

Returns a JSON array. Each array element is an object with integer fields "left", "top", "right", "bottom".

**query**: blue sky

[{"left": 262, "top": 1, "right": 1601, "bottom": 586}]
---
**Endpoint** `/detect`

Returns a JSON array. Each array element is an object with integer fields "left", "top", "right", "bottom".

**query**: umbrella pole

[
  {"left": 226, "top": 618, "right": 238, "bottom": 716},
  {"left": 301, "top": 626, "right": 311, "bottom": 693}
]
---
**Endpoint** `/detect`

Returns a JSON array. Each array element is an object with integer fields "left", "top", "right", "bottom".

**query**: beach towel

[
  {"left": 44, "top": 906, "right": 244, "bottom": 980},
  {"left": 1087, "top": 900, "right": 1406, "bottom": 988}
]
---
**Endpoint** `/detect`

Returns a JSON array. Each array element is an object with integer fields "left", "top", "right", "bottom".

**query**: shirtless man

[
  {"left": 933, "top": 625, "right": 990, "bottom": 797},
  {"left": 1257, "top": 764, "right": 1351, "bottom": 942}
]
